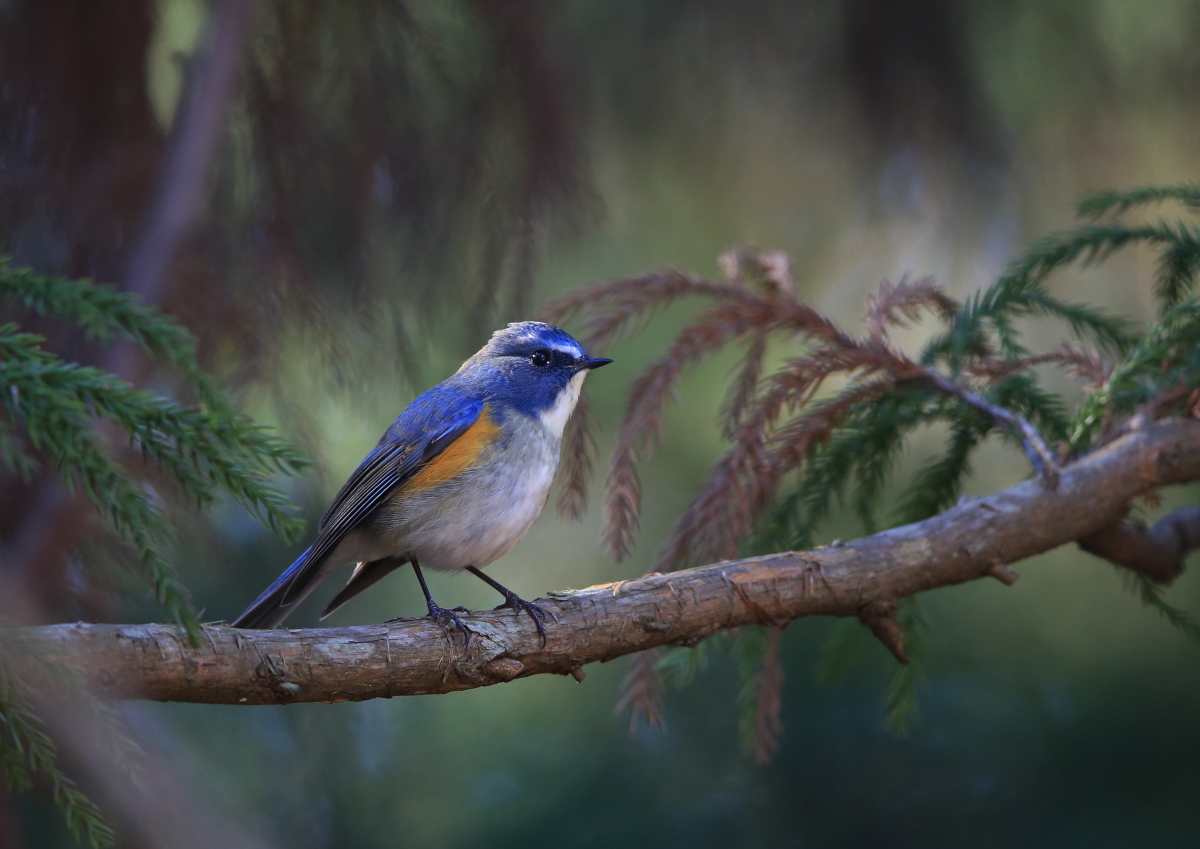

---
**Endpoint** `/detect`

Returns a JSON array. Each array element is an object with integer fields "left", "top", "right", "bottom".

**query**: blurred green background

[{"left": 3, "top": 1, "right": 1200, "bottom": 846}]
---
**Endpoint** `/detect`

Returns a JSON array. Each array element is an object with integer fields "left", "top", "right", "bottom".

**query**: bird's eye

[{"left": 530, "top": 349, "right": 551, "bottom": 367}]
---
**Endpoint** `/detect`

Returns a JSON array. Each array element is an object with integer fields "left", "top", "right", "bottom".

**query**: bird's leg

[
  {"left": 465, "top": 566, "right": 548, "bottom": 646},
  {"left": 411, "top": 559, "right": 472, "bottom": 640}
]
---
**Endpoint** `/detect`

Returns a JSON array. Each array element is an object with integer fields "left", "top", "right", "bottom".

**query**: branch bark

[{"left": 7, "top": 418, "right": 1200, "bottom": 705}]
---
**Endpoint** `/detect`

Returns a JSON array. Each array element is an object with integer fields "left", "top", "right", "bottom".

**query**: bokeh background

[{"left": 3, "top": 1, "right": 1200, "bottom": 846}]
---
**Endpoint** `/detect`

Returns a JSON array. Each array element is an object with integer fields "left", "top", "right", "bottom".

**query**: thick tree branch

[{"left": 7, "top": 418, "right": 1200, "bottom": 705}]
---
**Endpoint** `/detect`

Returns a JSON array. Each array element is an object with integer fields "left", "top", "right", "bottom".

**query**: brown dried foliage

[
  {"left": 544, "top": 260, "right": 848, "bottom": 560},
  {"left": 965, "top": 343, "right": 1112, "bottom": 388},
  {"left": 542, "top": 269, "right": 731, "bottom": 351},
  {"left": 601, "top": 293, "right": 842, "bottom": 559},
  {"left": 753, "top": 629, "right": 785, "bottom": 766},
  {"left": 722, "top": 333, "right": 770, "bottom": 435},
  {"left": 555, "top": 393, "right": 596, "bottom": 520},
  {"left": 545, "top": 250, "right": 1142, "bottom": 751},
  {"left": 551, "top": 253, "right": 1129, "bottom": 578},
  {"left": 614, "top": 649, "right": 666, "bottom": 733},
  {"left": 865, "top": 275, "right": 957, "bottom": 344},
  {"left": 1059, "top": 344, "right": 1114, "bottom": 388},
  {"left": 719, "top": 248, "right": 796, "bottom": 295},
  {"left": 656, "top": 363, "right": 895, "bottom": 572}
]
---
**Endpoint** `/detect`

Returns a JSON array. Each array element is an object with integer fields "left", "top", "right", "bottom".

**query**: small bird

[{"left": 231, "top": 321, "right": 611, "bottom": 640}]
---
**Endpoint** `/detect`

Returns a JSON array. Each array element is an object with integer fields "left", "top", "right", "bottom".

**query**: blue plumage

[{"left": 231, "top": 322, "right": 611, "bottom": 640}]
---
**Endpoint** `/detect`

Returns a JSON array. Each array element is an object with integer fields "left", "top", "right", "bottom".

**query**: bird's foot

[
  {"left": 427, "top": 601, "right": 474, "bottom": 646},
  {"left": 494, "top": 592, "right": 549, "bottom": 646},
  {"left": 383, "top": 608, "right": 466, "bottom": 623}
]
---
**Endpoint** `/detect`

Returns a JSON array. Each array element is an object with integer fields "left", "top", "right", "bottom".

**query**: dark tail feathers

[
  {"left": 319, "top": 556, "right": 408, "bottom": 621},
  {"left": 231, "top": 547, "right": 320, "bottom": 629}
]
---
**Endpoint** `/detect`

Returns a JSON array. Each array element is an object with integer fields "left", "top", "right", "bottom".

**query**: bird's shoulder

[
  {"left": 312, "top": 382, "right": 490, "bottom": 539},
  {"left": 379, "top": 377, "right": 493, "bottom": 451}
]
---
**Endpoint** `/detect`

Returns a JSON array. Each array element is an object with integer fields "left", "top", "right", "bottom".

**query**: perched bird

[{"left": 231, "top": 321, "right": 611, "bottom": 640}]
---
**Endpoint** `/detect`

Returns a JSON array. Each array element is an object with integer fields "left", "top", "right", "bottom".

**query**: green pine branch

[
  {"left": 0, "top": 642, "right": 115, "bottom": 849},
  {"left": 0, "top": 259, "right": 311, "bottom": 847},
  {"left": 0, "top": 260, "right": 309, "bottom": 634},
  {"left": 1076, "top": 183, "right": 1200, "bottom": 219},
  {"left": 882, "top": 598, "right": 930, "bottom": 735},
  {"left": 747, "top": 183, "right": 1200, "bottom": 736},
  {"left": 1069, "top": 297, "right": 1200, "bottom": 454}
]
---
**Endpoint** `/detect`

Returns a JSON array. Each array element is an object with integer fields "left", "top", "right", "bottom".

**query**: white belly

[{"left": 376, "top": 418, "right": 560, "bottom": 572}]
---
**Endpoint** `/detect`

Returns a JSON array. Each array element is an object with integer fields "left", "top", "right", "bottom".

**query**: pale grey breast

[{"left": 374, "top": 410, "right": 562, "bottom": 572}]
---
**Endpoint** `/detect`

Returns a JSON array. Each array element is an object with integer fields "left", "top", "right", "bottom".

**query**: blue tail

[{"left": 231, "top": 547, "right": 321, "bottom": 629}]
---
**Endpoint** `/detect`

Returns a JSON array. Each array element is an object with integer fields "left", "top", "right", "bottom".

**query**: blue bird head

[{"left": 459, "top": 321, "right": 611, "bottom": 428}]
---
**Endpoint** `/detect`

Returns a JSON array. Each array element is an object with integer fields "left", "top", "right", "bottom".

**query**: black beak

[{"left": 579, "top": 357, "right": 613, "bottom": 371}]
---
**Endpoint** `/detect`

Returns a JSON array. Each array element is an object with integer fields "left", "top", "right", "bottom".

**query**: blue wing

[{"left": 231, "top": 391, "right": 484, "bottom": 627}]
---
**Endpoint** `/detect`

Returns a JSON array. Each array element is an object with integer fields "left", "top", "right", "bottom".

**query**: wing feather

[{"left": 277, "top": 399, "right": 484, "bottom": 605}]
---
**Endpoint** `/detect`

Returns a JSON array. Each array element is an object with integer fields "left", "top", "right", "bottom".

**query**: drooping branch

[
  {"left": 1, "top": 0, "right": 259, "bottom": 618},
  {"left": 123, "top": 0, "right": 258, "bottom": 301},
  {"left": 1078, "top": 504, "right": 1200, "bottom": 584},
  {"left": 920, "top": 369, "right": 1061, "bottom": 484},
  {"left": 6, "top": 418, "right": 1200, "bottom": 706}
]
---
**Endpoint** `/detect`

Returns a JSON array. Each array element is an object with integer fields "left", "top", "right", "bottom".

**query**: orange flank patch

[{"left": 405, "top": 406, "right": 500, "bottom": 492}]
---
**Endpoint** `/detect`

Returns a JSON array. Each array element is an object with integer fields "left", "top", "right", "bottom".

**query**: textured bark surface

[{"left": 8, "top": 418, "right": 1200, "bottom": 705}]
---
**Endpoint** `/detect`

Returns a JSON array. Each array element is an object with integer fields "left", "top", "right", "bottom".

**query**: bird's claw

[
  {"left": 427, "top": 601, "right": 473, "bottom": 645},
  {"left": 495, "top": 593, "right": 549, "bottom": 647}
]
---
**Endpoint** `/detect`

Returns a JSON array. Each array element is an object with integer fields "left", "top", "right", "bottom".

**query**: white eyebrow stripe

[{"left": 547, "top": 343, "right": 584, "bottom": 356}]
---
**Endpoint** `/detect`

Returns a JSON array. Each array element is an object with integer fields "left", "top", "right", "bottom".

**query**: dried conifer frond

[
  {"left": 721, "top": 333, "right": 770, "bottom": 435},
  {"left": 653, "top": 322, "right": 918, "bottom": 572},
  {"left": 654, "top": 355, "right": 845, "bottom": 569},
  {"left": 580, "top": 258, "right": 1077, "bottom": 567},
  {"left": 965, "top": 343, "right": 1112, "bottom": 388},
  {"left": 605, "top": 293, "right": 846, "bottom": 559},
  {"left": 752, "top": 628, "right": 785, "bottom": 766},
  {"left": 605, "top": 442, "right": 644, "bottom": 560},
  {"left": 731, "top": 626, "right": 785, "bottom": 764},
  {"left": 865, "top": 276, "right": 957, "bottom": 343},
  {"left": 964, "top": 351, "right": 1067, "bottom": 382},
  {"left": 770, "top": 377, "right": 899, "bottom": 471},
  {"left": 658, "top": 363, "right": 895, "bottom": 571},
  {"left": 660, "top": 429, "right": 773, "bottom": 568},
  {"left": 656, "top": 324, "right": 922, "bottom": 572},
  {"left": 619, "top": 261, "right": 1080, "bottom": 570},
  {"left": 551, "top": 187, "right": 1200, "bottom": 760},
  {"left": 540, "top": 269, "right": 731, "bottom": 352},
  {"left": 615, "top": 649, "right": 665, "bottom": 733},
  {"left": 1056, "top": 343, "right": 1113, "bottom": 388},
  {"left": 541, "top": 271, "right": 752, "bottom": 540},
  {"left": 555, "top": 393, "right": 596, "bottom": 520},
  {"left": 562, "top": 234, "right": 1157, "bottom": 567},
  {"left": 719, "top": 248, "right": 795, "bottom": 294},
  {"left": 543, "top": 260, "right": 852, "bottom": 557},
  {"left": 654, "top": 432, "right": 769, "bottom": 570}
]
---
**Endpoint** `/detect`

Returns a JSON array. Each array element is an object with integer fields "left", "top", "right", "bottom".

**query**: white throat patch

[{"left": 539, "top": 370, "right": 588, "bottom": 437}]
